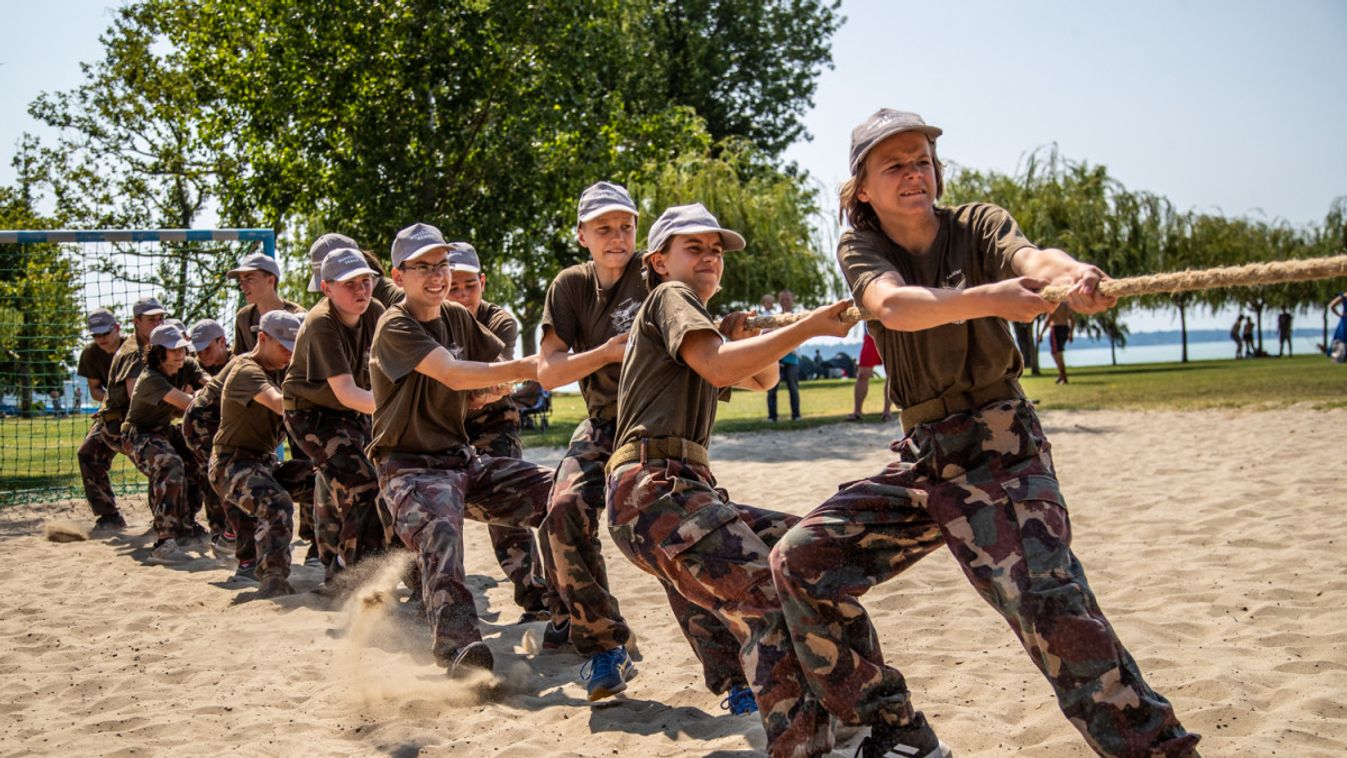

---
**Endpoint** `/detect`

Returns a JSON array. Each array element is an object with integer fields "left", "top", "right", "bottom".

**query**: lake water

[{"left": 1049, "top": 336, "right": 1324, "bottom": 367}]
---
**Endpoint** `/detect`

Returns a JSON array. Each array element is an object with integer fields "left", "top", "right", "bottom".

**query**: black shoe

[
  {"left": 447, "top": 641, "right": 494, "bottom": 679},
  {"left": 542, "top": 618, "right": 571, "bottom": 650},
  {"left": 228, "top": 561, "right": 259, "bottom": 584},
  {"left": 515, "top": 609, "right": 551, "bottom": 625},
  {"left": 92, "top": 514, "right": 128, "bottom": 533},
  {"left": 856, "top": 713, "right": 950, "bottom": 758},
  {"left": 303, "top": 542, "right": 322, "bottom": 568},
  {"left": 257, "top": 576, "right": 296, "bottom": 599}
]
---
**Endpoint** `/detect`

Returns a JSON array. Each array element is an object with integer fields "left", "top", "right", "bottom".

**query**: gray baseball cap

[
  {"left": 321, "top": 247, "right": 378, "bottom": 283},
  {"left": 391, "top": 222, "right": 451, "bottom": 268},
  {"left": 259, "top": 310, "right": 304, "bottom": 351},
  {"left": 848, "top": 109, "right": 943, "bottom": 176},
  {"left": 132, "top": 296, "right": 167, "bottom": 318},
  {"left": 187, "top": 319, "right": 226, "bottom": 352},
  {"left": 647, "top": 203, "right": 746, "bottom": 254},
  {"left": 577, "top": 181, "right": 638, "bottom": 225},
  {"left": 149, "top": 323, "right": 191, "bottom": 350},
  {"left": 308, "top": 233, "right": 360, "bottom": 292},
  {"left": 227, "top": 251, "right": 282, "bottom": 280},
  {"left": 87, "top": 308, "right": 118, "bottom": 335},
  {"left": 447, "top": 242, "right": 481, "bottom": 274}
]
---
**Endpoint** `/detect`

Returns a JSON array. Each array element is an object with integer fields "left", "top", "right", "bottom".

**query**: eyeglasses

[{"left": 400, "top": 261, "right": 451, "bottom": 275}]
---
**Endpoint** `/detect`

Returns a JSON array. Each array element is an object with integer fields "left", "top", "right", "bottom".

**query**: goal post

[{"left": 0, "top": 227, "right": 276, "bottom": 507}]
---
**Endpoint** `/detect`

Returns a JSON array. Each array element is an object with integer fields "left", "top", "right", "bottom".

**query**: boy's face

[
  {"left": 93, "top": 326, "right": 122, "bottom": 353},
  {"left": 447, "top": 271, "right": 485, "bottom": 313},
  {"left": 392, "top": 252, "right": 451, "bottom": 310},
  {"left": 133, "top": 313, "right": 165, "bottom": 341},
  {"left": 256, "top": 332, "right": 294, "bottom": 371},
  {"left": 652, "top": 232, "right": 724, "bottom": 302},
  {"left": 162, "top": 346, "right": 187, "bottom": 375},
  {"left": 858, "top": 131, "right": 938, "bottom": 220},
  {"left": 577, "top": 211, "right": 637, "bottom": 270},
  {"left": 322, "top": 274, "right": 375, "bottom": 318},
  {"left": 236, "top": 270, "right": 277, "bottom": 304}
]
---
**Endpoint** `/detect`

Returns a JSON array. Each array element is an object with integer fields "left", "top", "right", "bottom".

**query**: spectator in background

[
  {"left": 766, "top": 289, "right": 801, "bottom": 422},
  {"left": 1242, "top": 313, "right": 1257, "bottom": 357},
  {"left": 1329, "top": 292, "right": 1346, "bottom": 363},
  {"left": 1036, "top": 302, "right": 1075, "bottom": 384},
  {"left": 848, "top": 331, "right": 893, "bottom": 422},
  {"left": 1231, "top": 315, "right": 1245, "bottom": 359},
  {"left": 759, "top": 292, "right": 776, "bottom": 315},
  {"left": 1277, "top": 310, "right": 1293, "bottom": 356}
]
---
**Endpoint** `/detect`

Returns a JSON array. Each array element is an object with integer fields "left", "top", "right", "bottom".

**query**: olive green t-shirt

[
  {"left": 191, "top": 355, "right": 240, "bottom": 412},
  {"left": 541, "top": 254, "right": 647, "bottom": 422},
  {"left": 282, "top": 297, "right": 385, "bottom": 410},
  {"left": 368, "top": 302, "right": 505, "bottom": 456},
  {"left": 372, "top": 275, "right": 404, "bottom": 308},
  {"left": 100, "top": 337, "right": 147, "bottom": 417},
  {"left": 215, "top": 356, "right": 284, "bottom": 453},
  {"left": 124, "top": 356, "right": 207, "bottom": 431},
  {"left": 466, "top": 300, "right": 518, "bottom": 422},
  {"left": 232, "top": 300, "right": 305, "bottom": 356},
  {"left": 614, "top": 282, "right": 726, "bottom": 450},
  {"left": 77, "top": 337, "right": 124, "bottom": 387},
  {"left": 839, "top": 203, "right": 1035, "bottom": 411}
]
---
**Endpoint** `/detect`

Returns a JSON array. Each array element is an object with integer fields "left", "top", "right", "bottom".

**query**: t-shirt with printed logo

[
  {"left": 283, "top": 297, "right": 385, "bottom": 411},
  {"left": 541, "top": 254, "right": 647, "bottom": 422},
  {"left": 614, "top": 281, "right": 728, "bottom": 450},
  {"left": 839, "top": 203, "right": 1034, "bottom": 410},
  {"left": 368, "top": 301, "right": 505, "bottom": 456},
  {"left": 215, "top": 355, "right": 284, "bottom": 454}
]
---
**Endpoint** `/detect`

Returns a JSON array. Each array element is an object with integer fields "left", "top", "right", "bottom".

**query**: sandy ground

[{"left": 1, "top": 407, "right": 1344, "bottom": 757}]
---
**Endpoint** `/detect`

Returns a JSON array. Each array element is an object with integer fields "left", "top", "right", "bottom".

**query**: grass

[{"left": 3, "top": 354, "right": 1341, "bottom": 503}]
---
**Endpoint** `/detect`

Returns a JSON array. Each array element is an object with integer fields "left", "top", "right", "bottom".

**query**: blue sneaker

[
  {"left": 580, "top": 646, "right": 637, "bottom": 701},
  {"left": 720, "top": 683, "right": 758, "bottom": 715}
]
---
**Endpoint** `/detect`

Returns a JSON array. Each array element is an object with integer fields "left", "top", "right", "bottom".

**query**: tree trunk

[
  {"left": 1109, "top": 333, "right": 1117, "bottom": 366},
  {"left": 1254, "top": 301, "right": 1265, "bottom": 354},
  {"left": 1325, "top": 306, "right": 1330, "bottom": 354},
  {"left": 519, "top": 314, "right": 539, "bottom": 357},
  {"left": 1178, "top": 300, "right": 1189, "bottom": 363}
]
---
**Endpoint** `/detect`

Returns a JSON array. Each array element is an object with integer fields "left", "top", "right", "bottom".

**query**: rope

[{"left": 744, "top": 253, "right": 1347, "bottom": 328}]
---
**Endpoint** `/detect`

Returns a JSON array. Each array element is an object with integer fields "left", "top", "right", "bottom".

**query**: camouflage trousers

[
  {"left": 285, "top": 408, "right": 387, "bottom": 571},
  {"left": 209, "top": 449, "right": 315, "bottom": 581},
  {"left": 607, "top": 458, "right": 830, "bottom": 758},
  {"left": 468, "top": 400, "right": 549, "bottom": 613},
  {"left": 181, "top": 402, "right": 227, "bottom": 535},
  {"left": 126, "top": 426, "right": 201, "bottom": 541},
  {"left": 770, "top": 400, "right": 1200, "bottom": 757},
  {"left": 375, "top": 448, "right": 553, "bottom": 665},
  {"left": 78, "top": 417, "right": 124, "bottom": 518}
]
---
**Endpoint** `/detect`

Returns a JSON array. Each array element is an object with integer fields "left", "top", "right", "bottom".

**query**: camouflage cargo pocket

[
  {"left": 657, "top": 500, "right": 763, "bottom": 602},
  {"left": 1002, "top": 473, "right": 1073, "bottom": 580}
]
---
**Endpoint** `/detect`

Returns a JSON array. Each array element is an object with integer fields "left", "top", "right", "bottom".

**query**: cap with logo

[
  {"left": 149, "top": 324, "right": 191, "bottom": 351},
  {"left": 577, "top": 181, "right": 638, "bottom": 225},
  {"left": 258, "top": 310, "right": 304, "bottom": 351},
  {"left": 227, "top": 251, "right": 282, "bottom": 280},
  {"left": 321, "top": 247, "right": 378, "bottom": 284},
  {"left": 447, "top": 242, "right": 481, "bottom": 274},
  {"left": 391, "top": 223, "right": 451, "bottom": 269},
  {"left": 308, "top": 233, "right": 360, "bottom": 292},
  {"left": 848, "top": 109, "right": 943, "bottom": 176},
  {"left": 188, "top": 319, "right": 226, "bottom": 353},
  {"left": 132, "top": 296, "right": 167, "bottom": 318},
  {"left": 646, "top": 203, "right": 746, "bottom": 254},
  {"left": 87, "top": 308, "right": 118, "bottom": 335}
]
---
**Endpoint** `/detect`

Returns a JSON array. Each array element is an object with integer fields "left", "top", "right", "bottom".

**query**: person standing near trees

[
  {"left": 1242, "top": 312, "right": 1257, "bottom": 357},
  {"left": 446, "top": 240, "right": 552, "bottom": 623},
  {"left": 770, "top": 110, "right": 1200, "bottom": 758},
  {"left": 77, "top": 307, "right": 128, "bottom": 531},
  {"left": 1231, "top": 314, "right": 1245, "bottom": 359},
  {"left": 1036, "top": 301, "right": 1075, "bottom": 384},
  {"left": 766, "top": 289, "right": 802, "bottom": 422},
  {"left": 1329, "top": 292, "right": 1346, "bottom": 362},
  {"left": 229, "top": 252, "right": 305, "bottom": 355},
  {"left": 1277, "top": 310, "right": 1294, "bottom": 356},
  {"left": 82, "top": 296, "right": 166, "bottom": 532},
  {"left": 123, "top": 323, "right": 209, "bottom": 563},
  {"left": 604, "top": 203, "right": 854, "bottom": 756}
]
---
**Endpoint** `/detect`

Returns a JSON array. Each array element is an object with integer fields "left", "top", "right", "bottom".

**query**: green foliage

[{"left": 629, "top": 139, "right": 842, "bottom": 313}]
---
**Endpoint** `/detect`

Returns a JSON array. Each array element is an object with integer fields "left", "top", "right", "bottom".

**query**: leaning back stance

[{"left": 769, "top": 110, "right": 1200, "bottom": 758}]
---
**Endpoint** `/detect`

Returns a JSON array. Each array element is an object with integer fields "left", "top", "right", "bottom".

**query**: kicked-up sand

[{"left": 1, "top": 407, "right": 1344, "bottom": 757}]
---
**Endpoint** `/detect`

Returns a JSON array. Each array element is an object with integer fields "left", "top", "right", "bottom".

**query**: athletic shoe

[
  {"left": 580, "top": 646, "right": 637, "bottom": 701},
  {"left": 257, "top": 575, "right": 296, "bottom": 599},
  {"left": 542, "top": 618, "right": 571, "bottom": 650},
  {"left": 229, "top": 561, "right": 259, "bottom": 584},
  {"left": 515, "top": 609, "right": 551, "bottom": 625},
  {"left": 856, "top": 712, "right": 951, "bottom": 758},
  {"left": 447, "top": 641, "right": 494, "bottom": 679},
  {"left": 92, "top": 514, "right": 128, "bottom": 534},
  {"left": 211, "top": 533, "right": 237, "bottom": 560},
  {"left": 147, "top": 538, "right": 192, "bottom": 564},
  {"left": 720, "top": 683, "right": 758, "bottom": 716},
  {"left": 303, "top": 542, "right": 322, "bottom": 568}
]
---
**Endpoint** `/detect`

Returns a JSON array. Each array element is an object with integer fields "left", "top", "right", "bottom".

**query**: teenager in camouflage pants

[{"left": 770, "top": 110, "right": 1198, "bottom": 758}]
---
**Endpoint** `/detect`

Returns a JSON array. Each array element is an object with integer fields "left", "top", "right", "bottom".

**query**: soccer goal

[{"left": 0, "top": 228, "right": 275, "bottom": 507}]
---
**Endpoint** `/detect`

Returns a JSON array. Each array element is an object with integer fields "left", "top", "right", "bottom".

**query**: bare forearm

[
  {"left": 439, "top": 358, "right": 536, "bottom": 391},
  {"left": 537, "top": 345, "right": 612, "bottom": 390},
  {"left": 868, "top": 285, "right": 1001, "bottom": 332},
  {"left": 1014, "top": 246, "right": 1082, "bottom": 281},
  {"left": 695, "top": 321, "right": 817, "bottom": 388}
]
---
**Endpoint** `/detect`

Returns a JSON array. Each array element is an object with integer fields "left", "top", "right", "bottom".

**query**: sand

[{"left": 2, "top": 407, "right": 1344, "bottom": 757}]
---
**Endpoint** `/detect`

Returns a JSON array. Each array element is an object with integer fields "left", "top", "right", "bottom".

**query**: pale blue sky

[{"left": 3, "top": 0, "right": 1345, "bottom": 332}]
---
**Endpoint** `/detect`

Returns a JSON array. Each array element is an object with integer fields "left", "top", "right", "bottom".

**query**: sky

[{"left": 2, "top": 0, "right": 1345, "bottom": 333}]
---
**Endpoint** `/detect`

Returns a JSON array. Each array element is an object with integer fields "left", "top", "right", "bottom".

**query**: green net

[{"left": 0, "top": 229, "right": 274, "bottom": 507}]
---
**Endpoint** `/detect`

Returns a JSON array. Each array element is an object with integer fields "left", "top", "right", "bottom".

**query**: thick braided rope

[{"left": 745, "top": 253, "right": 1347, "bottom": 328}]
